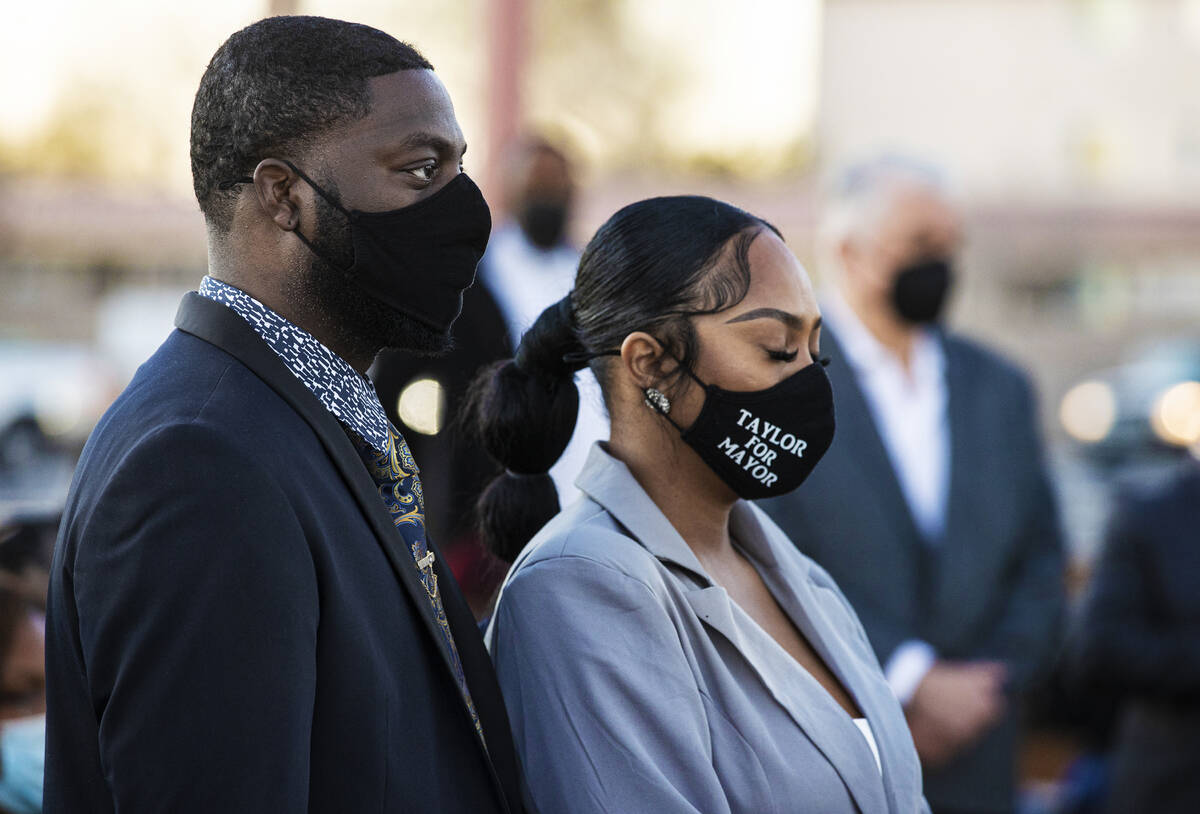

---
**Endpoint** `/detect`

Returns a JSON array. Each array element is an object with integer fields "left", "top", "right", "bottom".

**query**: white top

[
  {"left": 822, "top": 293, "right": 949, "bottom": 706},
  {"left": 854, "top": 718, "right": 883, "bottom": 775},
  {"left": 479, "top": 224, "right": 610, "bottom": 502}
]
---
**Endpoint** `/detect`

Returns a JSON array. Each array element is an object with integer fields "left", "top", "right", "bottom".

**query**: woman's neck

[{"left": 606, "top": 427, "right": 737, "bottom": 560}]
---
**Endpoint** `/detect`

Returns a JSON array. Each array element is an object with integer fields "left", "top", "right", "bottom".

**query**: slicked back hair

[{"left": 190, "top": 15, "right": 432, "bottom": 232}]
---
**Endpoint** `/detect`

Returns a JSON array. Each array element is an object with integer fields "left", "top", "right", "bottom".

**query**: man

[
  {"left": 1072, "top": 458, "right": 1200, "bottom": 813},
  {"left": 371, "top": 136, "right": 605, "bottom": 605},
  {"left": 763, "top": 157, "right": 1065, "bottom": 814},
  {"left": 45, "top": 17, "right": 532, "bottom": 813}
]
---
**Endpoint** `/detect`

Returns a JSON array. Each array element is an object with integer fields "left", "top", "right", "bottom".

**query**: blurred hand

[{"left": 905, "top": 660, "right": 1006, "bottom": 768}]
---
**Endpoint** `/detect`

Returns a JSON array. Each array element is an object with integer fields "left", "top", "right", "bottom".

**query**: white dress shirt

[
  {"left": 480, "top": 224, "right": 609, "bottom": 502},
  {"left": 822, "top": 293, "right": 950, "bottom": 704}
]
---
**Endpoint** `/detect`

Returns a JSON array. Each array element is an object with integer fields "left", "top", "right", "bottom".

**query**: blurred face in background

[
  {"left": 508, "top": 144, "right": 575, "bottom": 250},
  {"left": 838, "top": 183, "right": 963, "bottom": 324}
]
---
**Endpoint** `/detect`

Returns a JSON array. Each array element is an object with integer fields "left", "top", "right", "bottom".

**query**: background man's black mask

[{"left": 890, "top": 257, "right": 953, "bottom": 324}]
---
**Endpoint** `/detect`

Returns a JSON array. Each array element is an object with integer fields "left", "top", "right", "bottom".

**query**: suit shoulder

[
  {"left": 1122, "top": 462, "right": 1200, "bottom": 516},
  {"left": 65, "top": 336, "right": 305, "bottom": 534},
  {"left": 943, "top": 332, "right": 1029, "bottom": 385},
  {"left": 942, "top": 332, "right": 1036, "bottom": 411}
]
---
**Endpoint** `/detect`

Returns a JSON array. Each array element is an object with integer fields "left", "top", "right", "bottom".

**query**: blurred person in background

[
  {"left": 0, "top": 515, "right": 53, "bottom": 814},
  {"left": 762, "top": 156, "right": 1066, "bottom": 814},
  {"left": 44, "top": 16, "right": 532, "bottom": 814},
  {"left": 1070, "top": 456, "right": 1200, "bottom": 813},
  {"left": 477, "top": 196, "right": 930, "bottom": 813},
  {"left": 371, "top": 134, "right": 606, "bottom": 612}
]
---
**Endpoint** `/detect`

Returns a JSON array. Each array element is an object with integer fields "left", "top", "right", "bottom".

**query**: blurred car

[{"left": 1059, "top": 339, "right": 1200, "bottom": 470}]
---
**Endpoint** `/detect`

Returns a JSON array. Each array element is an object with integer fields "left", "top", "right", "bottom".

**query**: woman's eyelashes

[{"left": 766, "top": 347, "right": 828, "bottom": 366}]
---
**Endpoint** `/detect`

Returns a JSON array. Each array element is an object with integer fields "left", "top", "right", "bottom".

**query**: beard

[{"left": 289, "top": 186, "right": 454, "bottom": 360}]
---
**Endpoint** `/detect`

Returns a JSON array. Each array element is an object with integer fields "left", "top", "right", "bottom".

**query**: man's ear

[
  {"left": 619, "top": 331, "right": 676, "bottom": 390},
  {"left": 251, "top": 159, "right": 301, "bottom": 231}
]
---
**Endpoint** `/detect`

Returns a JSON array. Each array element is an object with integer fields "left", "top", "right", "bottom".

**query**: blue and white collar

[{"left": 198, "top": 275, "right": 391, "bottom": 454}]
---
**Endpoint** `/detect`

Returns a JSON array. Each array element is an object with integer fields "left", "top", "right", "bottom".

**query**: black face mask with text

[
  {"left": 284, "top": 160, "right": 492, "bottom": 333},
  {"left": 651, "top": 360, "right": 837, "bottom": 500}
]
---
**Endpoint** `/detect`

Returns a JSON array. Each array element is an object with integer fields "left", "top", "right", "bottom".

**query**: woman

[{"left": 473, "top": 196, "right": 928, "bottom": 813}]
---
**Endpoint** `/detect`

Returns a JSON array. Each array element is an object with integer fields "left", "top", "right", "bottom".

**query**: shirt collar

[
  {"left": 574, "top": 442, "right": 781, "bottom": 583},
  {"left": 197, "top": 276, "right": 391, "bottom": 454},
  {"left": 821, "top": 291, "right": 944, "bottom": 384}
]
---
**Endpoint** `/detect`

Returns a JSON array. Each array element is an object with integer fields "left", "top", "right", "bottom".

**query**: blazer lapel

[
  {"left": 173, "top": 294, "right": 496, "bottom": 764},
  {"left": 579, "top": 445, "right": 888, "bottom": 812},
  {"left": 733, "top": 505, "right": 893, "bottom": 813},
  {"left": 683, "top": 583, "right": 887, "bottom": 812}
]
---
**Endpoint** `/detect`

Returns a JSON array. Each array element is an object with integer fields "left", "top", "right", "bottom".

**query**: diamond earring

[{"left": 643, "top": 387, "right": 671, "bottom": 415}]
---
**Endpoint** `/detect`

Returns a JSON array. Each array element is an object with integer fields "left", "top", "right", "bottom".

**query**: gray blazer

[
  {"left": 762, "top": 329, "right": 1065, "bottom": 813},
  {"left": 487, "top": 443, "right": 929, "bottom": 814}
]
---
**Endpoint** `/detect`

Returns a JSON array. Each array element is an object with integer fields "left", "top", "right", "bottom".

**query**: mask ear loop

[
  {"left": 270, "top": 159, "right": 358, "bottom": 271},
  {"left": 278, "top": 159, "right": 352, "bottom": 218},
  {"left": 215, "top": 161, "right": 357, "bottom": 272},
  {"left": 217, "top": 160, "right": 352, "bottom": 218}
]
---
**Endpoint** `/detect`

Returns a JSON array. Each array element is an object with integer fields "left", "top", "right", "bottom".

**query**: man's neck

[
  {"left": 843, "top": 289, "right": 918, "bottom": 372},
  {"left": 206, "top": 267, "right": 378, "bottom": 375}
]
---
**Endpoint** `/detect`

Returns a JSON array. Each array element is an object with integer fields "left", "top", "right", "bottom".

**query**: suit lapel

[
  {"left": 824, "top": 331, "right": 925, "bottom": 551},
  {"left": 931, "top": 335, "right": 987, "bottom": 629},
  {"left": 174, "top": 294, "right": 505, "bottom": 784},
  {"left": 432, "top": 546, "right": 526, "bottom": 814}
]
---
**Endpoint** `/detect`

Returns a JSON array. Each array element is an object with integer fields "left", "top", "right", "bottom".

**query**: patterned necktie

[{"left": 352, "top": 424, "right": 486, "bottom": 748}]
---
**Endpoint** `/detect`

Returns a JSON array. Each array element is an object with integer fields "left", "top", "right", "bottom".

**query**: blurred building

[{"left": 818, "top": 0, "right": 1200, "bottom": 421}]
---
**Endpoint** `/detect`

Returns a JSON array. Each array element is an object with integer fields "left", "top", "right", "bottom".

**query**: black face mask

[
  {"left": 891, "top": 257, "right": 953, "bottom": 325},
  {"left": 284, "top": 161, "right": 492, "bottom": 333},
  {"left": 517, "top": 198, "right": 569, "bottom": 249},
  {"left": 651, "top": 361, "right": 837, "bottom": 500}
]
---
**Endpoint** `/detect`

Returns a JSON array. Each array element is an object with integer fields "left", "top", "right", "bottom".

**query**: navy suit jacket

[
  {"left": 762, "top": 328, "right": 1065, "bottom": 814},
  {"left": 45, "top": 293, "right": 533, "bottom": 813}
]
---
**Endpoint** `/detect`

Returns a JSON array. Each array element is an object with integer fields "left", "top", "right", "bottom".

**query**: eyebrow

[
  {"left": 385, "top": 131, "right": 468, "bottom": 158},
  {"left": 725, "top": 308, "right": 819, "bottom": 333}
]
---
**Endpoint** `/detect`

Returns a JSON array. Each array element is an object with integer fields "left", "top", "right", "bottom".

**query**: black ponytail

[
  {"left": 471, "top": 195, "right": 779, "bottom": 562},
  {"left": 467, "top": 296, "right": 586, "bottom": 562}
]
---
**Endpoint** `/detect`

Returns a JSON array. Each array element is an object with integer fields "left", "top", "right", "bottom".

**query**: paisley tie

[{"left": 352, "top": 424, "right": 486, "bottom": 747}]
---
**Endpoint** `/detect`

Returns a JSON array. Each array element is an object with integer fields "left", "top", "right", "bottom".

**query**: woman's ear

[{"left": 619, "top": 331, "right": 675, "bottom": 390}]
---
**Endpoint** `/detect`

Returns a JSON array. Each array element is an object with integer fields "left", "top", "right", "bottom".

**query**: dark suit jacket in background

[
  {"left": 1072, "top": 461, "right": 1200, "bottom": 814},
  {"left": 44, "top": 293, "right": 532, "bottom": 813},
  {"left": 370, "top": 267, "right": 513, "bottom": 549},
  {"left": 762, "top": 328, "right": 1066, "bottom": 814}
]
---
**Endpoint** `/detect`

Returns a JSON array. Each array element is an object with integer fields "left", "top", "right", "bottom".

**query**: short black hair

[{"left": 190, "top": 15, "right": 433, "bottom": 231}]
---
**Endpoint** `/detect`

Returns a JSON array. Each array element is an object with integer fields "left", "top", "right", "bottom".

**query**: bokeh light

[
  {"left": 1150, "top": 380, "right": 1200, "bottom": 446},
  {"left": 396, "top": 377, "right": 446, "bottom": 436},
  {"left": 1059, "top": 379, "right": 1117, "bottom": 443}
]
